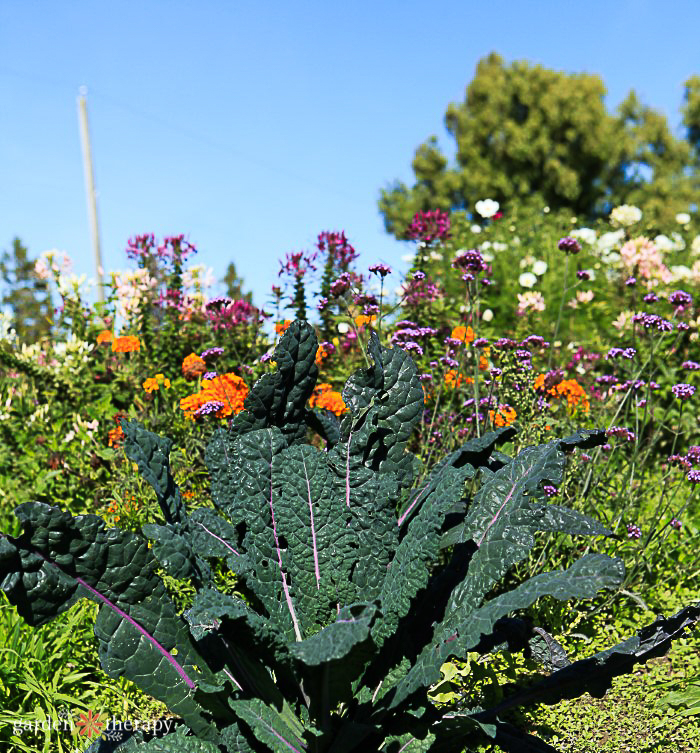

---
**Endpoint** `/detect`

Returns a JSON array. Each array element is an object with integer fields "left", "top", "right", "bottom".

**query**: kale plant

[{"left": 0, "top": 321, "right": 697, "bottom": 753}]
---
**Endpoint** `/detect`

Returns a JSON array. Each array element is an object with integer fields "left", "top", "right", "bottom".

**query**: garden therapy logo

[{"left": 11, "top": 708, "right": 177, "bottom": 742}]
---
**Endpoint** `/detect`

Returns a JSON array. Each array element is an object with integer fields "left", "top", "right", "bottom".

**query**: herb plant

[{"left": 0, "top": 321, "right": 697, "bottom": 753}]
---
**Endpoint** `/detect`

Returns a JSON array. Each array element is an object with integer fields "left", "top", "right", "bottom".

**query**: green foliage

[
  {"left": 379, "top": 52, "right": 700, "bottom": 236},
  {"left": 0, "top": 238, "right": 53, "bottom": 343},
  {"left": 1, "top": 321, "right": 697, "bottom": 752}
]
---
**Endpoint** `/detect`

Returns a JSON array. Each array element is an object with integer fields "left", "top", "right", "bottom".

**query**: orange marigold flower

[
  {"left": 451, "top": 325, "right": 475, "bottom": 345},
  {"left": 489, "top": 404, "right": 517, "bottom": 428},
  {"left": 553, "top": 379, "right": 590, "bottom": 412},
  {"left": 182, "top": 353, "right": 207, "bottom": 380},
  {"left": 354, "top": 314, "right": 377, "bottom": 329},
  {"left": 533, "top": 374, "right": 546, "bottom": 391},
  {"left": 112, "top": 335, "right": 141, "bottom": 353},
  {"left": 444, "top": 370, "right": 473, "bottom": 388},
  {"left": 201, "top": 373, "right": 249, "bottom": 416},
  {"left": 309, "top": 383, "right": 346, "bottom": 416},
  {"left": 479, "top": 347, "right": 490, "bottom": 371},
  {"left": 315, "top": 343, "right": 332, "bottom": 366},
  {"left": 97, "top": 330, "right": 114, "bottom": 344},
  {"left": 108, "top": 426, "right": 125, "bottom": 446},
  {"left": 180, "top": 392, "right": 207, "bottom": 420},
  {"left": 143, "top": 377, "right": 159, "bottom": 393},
  {"left": 181, "top": 373, "right": 249, "bottom": 419},
  {"left": 154, "top": 373, "right": 171, "bottom": 388},
  {"left": 276, "top": 319, "right": 292, "bottom": 335}
]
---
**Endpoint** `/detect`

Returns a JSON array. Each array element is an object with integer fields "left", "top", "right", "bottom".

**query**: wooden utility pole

[{"left": 77, "top": 87, "right": 105, "bottom": 303}]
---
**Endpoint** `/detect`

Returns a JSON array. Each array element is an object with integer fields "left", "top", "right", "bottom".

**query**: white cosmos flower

[
  {"left": 337, "top": 322, "right": 350, "bottom": 334},
  {"left": 691, "top": 235, "right": 700, "bottom": 256},
  {"left": 482, "top": 308, "right": 493, "bottom": 322},
  {"left": 492, "top": 242, "right": 507, "bottom": 251},
  {"left": 519, "top": 272, "right": 537, "bottom": 288},
  {"left": 676, "top": 212, "right": 691, "bottom": 225},
  {"left": 470, "top": 224, "right": 482, "bottom": 234},
  {"left": 475, "top": 199, "right": 500, "bottom": 219},
  {"left": 671, "top": 232, "right": 686, "bottom": 251},
  {"left": 653, "top": 234, "right": 674, "bottom": 252},
  {"left": 610, "top": 205, "right": 642, "bottom": 227},
  {"left": 571, "top": 227, "right": 597, "bottom": 245},
  {"left": 532, "top": 260, "right": 548, "bottom": 276}
]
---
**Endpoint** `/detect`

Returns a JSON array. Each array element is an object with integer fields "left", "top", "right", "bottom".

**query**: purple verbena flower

[
  {"left": 672, "top": 383, "right": 696, "bottom": 400},
  {"left": 452, "top": 249, "right": 486, "bottom": 271},
  {"left": 473, "top": 337, "right": 490, "bottom": 347},
  {"left": 643, "top": 292, "right": 659, "bottom": 303},
  {"left": 369, "top": 263, "right": 392, "bottom": 277},
  {"left": 401, "top": 342, "right": 424, "bottom": 356},
  {"left": 607, "top": 426, "right": 636, "bottom": 442},
  {"left": 686, "top": 446, "right": 700, "bottom": 463},
  {"left": 669, "top": 290, "right": 692, "bottom": 307},
  {"left": 577, "top": 270, "right": 591, "bottom": 281},
  {"left": 687, "top": 469, "right": 700, "bottom": 484},
  {"left": 558, "top": 236, "right": 582, "bottom": 254},
  {"left": 625, "top": 276, "right": 637, "bottom": 287},
  {"left": 194, "top": 400, "right": 225, "bottom": 418},
  {"left": 669, "top": 518, "right": 682, "bottom": 530},
  {"left": 626, "top": 523, "right": 642, "bottom": 540},
  {"left": 201, "top": 347, "right": 224, "bottom": 360},
  {"left": 682, "top": 361, "right": 700, "bottom": 371},
  {"left": 543, "top": 484, "right": 558, "bottom": 497}
]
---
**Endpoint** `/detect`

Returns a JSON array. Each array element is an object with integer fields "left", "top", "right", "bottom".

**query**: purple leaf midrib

[
  {"left": 301, "top": 456, "right": 321, "bottom": 589},
  {"left": 194, "top": 521, "right": 239, "bottom": 557},
  {"left": 29, "top": 546, "right": 196, "bottom": 690},
  {"left": 268, "top": 434, "right": 302, "bottom": 641}
]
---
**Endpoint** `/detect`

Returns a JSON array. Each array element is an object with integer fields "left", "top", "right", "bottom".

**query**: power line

[{"left": 0, "top": 66, "right": 373, "bottom": 209}]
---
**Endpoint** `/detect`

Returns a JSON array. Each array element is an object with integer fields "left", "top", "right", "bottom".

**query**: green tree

[
  {"left": 223, "top": 260, "right": 252, "bottom": 302},
  {"left": 379, "top": 53, "right": 699, "bottom": 235},
  {"left": 0, "top": 238, "right": 52, "bottom": 342}
]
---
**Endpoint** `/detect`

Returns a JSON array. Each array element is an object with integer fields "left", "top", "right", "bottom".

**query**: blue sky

[{"left": 2, "top": 1, "right": 699, "bottom": 311}]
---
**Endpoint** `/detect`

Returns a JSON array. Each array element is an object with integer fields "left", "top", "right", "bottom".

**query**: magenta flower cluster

[
  {"left": 405, "top": 209, "right": 451, "bottom": 244},
  {"left": 316, "top": 231, "right": 358, "bottom": 269}
]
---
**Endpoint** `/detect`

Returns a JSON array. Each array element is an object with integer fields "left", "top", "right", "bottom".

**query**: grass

[{"left": 525, "top": 635, "right": 700, "bottom": 752}]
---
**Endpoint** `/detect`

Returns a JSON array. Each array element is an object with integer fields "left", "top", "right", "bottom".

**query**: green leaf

[
  {"left": 374, "top": 465, "right": 471, "bottom": 645},
  {"left": 440, "top": 440, "right": 612, "bottom": 624},
  {"left": 230, "top": 698, "right": 307, "bottom": 753},
  {"left": 120, "top": 420, "right": 185, "bottom": 525},
  {"left": 272, "top": 444, "right": 360, "bottom": 633},
  {"left": 289, "top": 603, "right": 377, "bottom": 665},
  {"left": 0, "top": 503, "right": 218, "bottom": 740},
  {"left": 397, "top": 428, "right": 514, "bottom": 527},
  {"left": 83, "top": 726, "right": 222, "bottom": 752},
  {"left": 338, "top": 333, "right": 423, "bottom": 487},
  {"left": 385, "top": 554, "right": 623, "bottom": 708},
  {"left": 229, "top": 320, "right": 319, "bottom": 445}
]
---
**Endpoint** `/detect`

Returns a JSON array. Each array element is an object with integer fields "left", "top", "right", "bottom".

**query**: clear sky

[{"left": 2, "top": 1, "right": 699, "bottom": 311}]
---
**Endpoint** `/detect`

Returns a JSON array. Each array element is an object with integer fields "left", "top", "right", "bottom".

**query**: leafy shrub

[{"left": 0, "top": 321, "right": 697, "bottom": 753}]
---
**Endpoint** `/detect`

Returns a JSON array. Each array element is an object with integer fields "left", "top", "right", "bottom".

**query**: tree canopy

[
  {"left": 0, "top": 238, "right": 52, "bottom": 343},
  {"left": 379, "top": 53, "right": 700, "bottom": 237}
]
